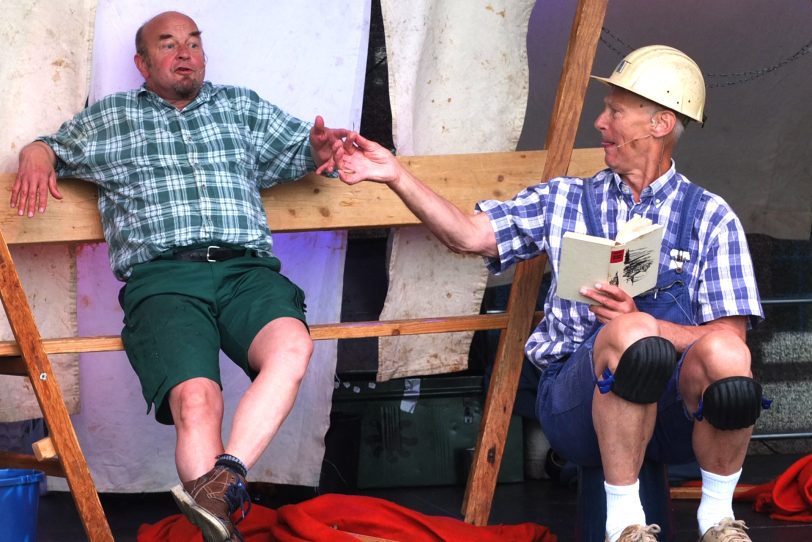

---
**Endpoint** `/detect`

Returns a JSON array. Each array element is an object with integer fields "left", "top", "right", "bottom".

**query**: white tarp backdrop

[
  {"left": 0, "top": 0, "right": 97, "bottom": 422},
  {"left": 376, "top": 0, "right": 535, "bottom": 381}
]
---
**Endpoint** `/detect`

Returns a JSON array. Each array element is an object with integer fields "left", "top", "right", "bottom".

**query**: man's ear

[
  {"left": 134, "top": 53, "right": 149, "bottom": 80},
  {"left": 651, "top": 110, "right": 677, "bottom": 137}
]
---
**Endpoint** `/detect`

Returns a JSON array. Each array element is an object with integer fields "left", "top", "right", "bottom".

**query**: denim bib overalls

[{"left": 537, "top": 178, "right": 704, "bottom": 466}]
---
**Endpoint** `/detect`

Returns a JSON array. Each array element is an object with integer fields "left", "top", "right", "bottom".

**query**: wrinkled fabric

[
  {"left": 137, "top": 494, "right": 557, "bottom": 542},
  {"left": 737, "top": 454, "right": 812, "bottom": 523}
]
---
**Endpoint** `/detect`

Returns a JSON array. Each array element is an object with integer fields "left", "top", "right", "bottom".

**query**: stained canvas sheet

[
  {"left": 377, "top": 0, "right": 534, "bottom": 381},
  {"left": 0, "top": 0, "right": 97, "bottom": 421},
  {"left": 58, "top": 1, "right": 369, "bottom": 491}
]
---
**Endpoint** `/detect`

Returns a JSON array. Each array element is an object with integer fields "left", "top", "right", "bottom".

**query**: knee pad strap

[
  {"left": 596, "top": 336, "right": 677, "bottom": 404},
  {"left": 693, "top": 376, "right": 771, "bottom": 430}
]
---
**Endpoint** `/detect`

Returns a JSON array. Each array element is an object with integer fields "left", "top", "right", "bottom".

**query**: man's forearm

[
  {"left": 388, "top": 167, "right": 497, "bottom": 257},
  {"left": 658, "top": 316, "right": 747, "bottom": 353}
]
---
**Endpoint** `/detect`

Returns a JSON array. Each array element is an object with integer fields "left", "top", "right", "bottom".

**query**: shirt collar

[
  {"left": 136, "top": 81, "right": 214, "bottom": 111},
  {"left": 610, "top": 160, "right": 679, "bottom": 205}
]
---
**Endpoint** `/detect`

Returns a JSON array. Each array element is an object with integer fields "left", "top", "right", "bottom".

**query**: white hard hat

[{"left": 592, "top": 45, "right": 706, "bottom": 124}]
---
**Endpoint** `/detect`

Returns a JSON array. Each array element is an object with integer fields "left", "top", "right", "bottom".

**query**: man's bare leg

[{"left": 226, "top": 316, "right": 313, "bottom": 468}]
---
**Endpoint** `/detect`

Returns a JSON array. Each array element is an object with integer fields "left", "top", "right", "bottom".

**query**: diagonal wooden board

[{"left": 462, "top": 0, "right": 609, "bottom": 525}]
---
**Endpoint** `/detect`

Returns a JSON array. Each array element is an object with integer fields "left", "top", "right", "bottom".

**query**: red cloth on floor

[
  {"left": 736, "top": 454, "right": 812, "bottom": 523},
  {"left": 137, "top": 493, "right": 557, "bottom": 541}
]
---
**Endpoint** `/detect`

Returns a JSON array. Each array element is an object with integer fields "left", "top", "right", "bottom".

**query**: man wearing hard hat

[{"left": 327, "top": 45, "right": 765, "bottom": 542}]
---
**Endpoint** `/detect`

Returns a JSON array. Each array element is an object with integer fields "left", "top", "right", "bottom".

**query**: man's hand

[
  {"left": 12, "top": 142, "right": 62, "bottom": 217},
  {"left": 309, "top": 115, "right": 350, "bottom": 172},
  {"left": 322, "top": 132, "right": 401, "bottom": 186},
  {"left": 580, "top": 282, "right": 638, "bottom": 324}
]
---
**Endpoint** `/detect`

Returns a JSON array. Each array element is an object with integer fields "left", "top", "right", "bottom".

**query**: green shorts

[{"left": 118, "top": 255, "right": 307, "bottom": 425}]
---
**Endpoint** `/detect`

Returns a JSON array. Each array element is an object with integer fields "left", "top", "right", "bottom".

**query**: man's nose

[
  {"left": 594, "top": 110, "right": 608, "bottom": 131},
  {"left": 176, "top": 44, "right": 191, "bottom": 58}
]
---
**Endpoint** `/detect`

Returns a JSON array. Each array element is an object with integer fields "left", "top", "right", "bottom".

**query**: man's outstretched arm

[{"left": 327, "top": 133, "right": 498, "bottom": 258}]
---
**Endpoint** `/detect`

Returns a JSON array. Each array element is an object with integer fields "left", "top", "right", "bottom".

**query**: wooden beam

[
  {"left": 0, "top": 312, "right": 544, "bottom": 363},
  {"left": 462, "top": 0, "right": 608, "bottom": 526},
  {"left": 0, "top": 451, "right": 64, "bottom": 477},
  {"left": 0, "top": 148, "right": 604, "bottom": 245}
]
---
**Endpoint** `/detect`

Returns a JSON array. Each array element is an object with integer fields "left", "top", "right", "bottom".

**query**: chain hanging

[{"left": 598, "top": 27, "right": 812, "bottom": 88}]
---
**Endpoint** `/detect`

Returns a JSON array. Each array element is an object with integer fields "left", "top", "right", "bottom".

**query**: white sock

[
  {"left": 605, "top": 480, "right": 645, "bottom": 542},
  {"left": 697, "top": 468, "right": 741, "bottom": 535}
]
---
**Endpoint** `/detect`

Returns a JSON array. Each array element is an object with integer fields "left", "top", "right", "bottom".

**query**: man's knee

[
  {"left": 169, "top": 378, "right": 223, "bottom": 427},
  {"left": 250, "top": 318, "right": 313, "bottom": 376},
  {"left": 691, "top": 329, "right": 751, "bottom": 375},
  {"left": 595, "top": 312, "right": 661, "bottom": 370}
]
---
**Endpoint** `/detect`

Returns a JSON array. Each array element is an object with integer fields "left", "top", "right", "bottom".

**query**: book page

[
  {"left": 557, "top": 232, "right": 616, "bottom": 304},
  {"left": 556, "top": 224, "right": 663, "bottom": 304},
  {"left": 612, "top": 225, "right": 663, "bottom": 297},
  {"left": 615, "top": 215, "right": 652, "bottom": 244}
]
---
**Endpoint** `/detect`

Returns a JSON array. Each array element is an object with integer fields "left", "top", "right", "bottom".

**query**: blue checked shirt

[
  {"left": 477, "top": 163, "right": 764, "bottom": 372},
  {"left": 39, "top": 82, "right": 315, "bottom": 280}
]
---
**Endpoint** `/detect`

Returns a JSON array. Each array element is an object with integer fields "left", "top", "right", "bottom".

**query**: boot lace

[
  {"left": 224, "top": 477, "right": 252, "bottom": 542},
  {"left": 705, "top": 518, "right": 750, "bottom": 541}
]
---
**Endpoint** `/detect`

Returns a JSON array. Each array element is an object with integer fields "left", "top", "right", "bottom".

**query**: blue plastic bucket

[{"left": 0, "top": 469, "right": 45, "bottom": 542}]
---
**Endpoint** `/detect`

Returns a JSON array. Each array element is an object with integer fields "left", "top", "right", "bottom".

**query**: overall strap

[
  {"left": 581, "top": 178, "right": 605, "bottom": 238},
  {"left": 670, "top": 180, "right": 704, "bottom": 272}
]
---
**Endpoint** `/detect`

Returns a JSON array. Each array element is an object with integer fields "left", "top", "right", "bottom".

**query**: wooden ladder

[{"left": 0, "top": 230, "right": 114, "bottom": 541}]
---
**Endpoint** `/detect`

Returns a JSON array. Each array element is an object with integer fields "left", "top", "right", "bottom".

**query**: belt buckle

[{"left": 206, "top": 245, "right": 221, "bottom": 262}]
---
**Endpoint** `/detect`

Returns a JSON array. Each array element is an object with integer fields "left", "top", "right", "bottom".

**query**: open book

[{"left": 557, "top": 215, "right": 663, "bottom": 304}]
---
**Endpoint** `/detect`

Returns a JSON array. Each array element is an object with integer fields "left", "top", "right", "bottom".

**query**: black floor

[{"left": 30, "top": 453, "right": 812, "bottom": 542}]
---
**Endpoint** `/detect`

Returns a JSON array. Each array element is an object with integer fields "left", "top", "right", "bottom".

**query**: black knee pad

[
  {"left": 598, "top": 336, "right": 677, "bottom": 404},
  {"left": 697, "top": 376, "right": 767, "bottom": 430}
]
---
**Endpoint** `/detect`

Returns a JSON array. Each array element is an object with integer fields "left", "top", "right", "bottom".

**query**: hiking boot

[
  {"left": 699, "top": 518, "right": 751, "bottom": 542},
  {"left": 607, "top": 524, "right": 661, "bottom": 542},
  {"left": 171, "top": 466, "right": 252, "bottom": 542}
]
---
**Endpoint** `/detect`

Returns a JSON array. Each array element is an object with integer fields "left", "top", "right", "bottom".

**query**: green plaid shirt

[{"left": 40, "top": 82, "right": 315, "bottom": 280}]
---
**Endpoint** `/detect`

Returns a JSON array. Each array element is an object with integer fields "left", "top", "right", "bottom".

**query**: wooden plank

[
  {"left": 0, "top": 230, "right": 114, "bottom": 541},
  {"left": 0, "top": 312, "right": 545, "bottom": 362},
  {"left": 670, "top": 484, "right": 756, "bottom": 500},
  {"left": 462, "top": 0, "right": 608, "bottom": 526},
  {"left": 0, "top": 148, "right": 605, "bottom": 245}
]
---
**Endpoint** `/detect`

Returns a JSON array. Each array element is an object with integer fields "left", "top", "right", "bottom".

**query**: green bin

[{"left": 333, "top": 375, "right": 523, "bottom": 488}]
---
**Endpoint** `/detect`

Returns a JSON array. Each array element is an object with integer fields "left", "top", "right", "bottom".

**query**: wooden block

[{"left": 32, "top": 436, "right": 57, "bottom": 460}]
